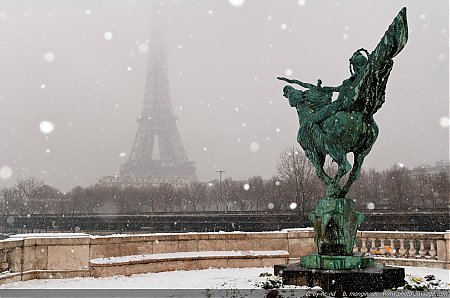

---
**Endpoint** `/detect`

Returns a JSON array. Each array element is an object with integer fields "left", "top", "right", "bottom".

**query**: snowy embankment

[{"left": 0, "top": 266, "right": 448, "bottom": 290}]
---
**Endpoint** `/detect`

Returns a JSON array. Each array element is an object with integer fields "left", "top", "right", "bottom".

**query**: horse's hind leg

[
  {"left": 305, "top": 150, "right": 331, "bottom": 185},
  {"left": 341, "top": 152, "right": 365, "bottom": 196},
  {"left": 327, "top": 152, "right": 351, "bottom": 198},
  {"left": 342, "top": 122, "right": 379, "bottom": 196}
]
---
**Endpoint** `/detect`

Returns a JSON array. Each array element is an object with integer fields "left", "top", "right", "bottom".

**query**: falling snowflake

[
  {"left": 45, "top": 149, "right": 51, "bottom": 153},
  {"left": 268, "top": 203, "right": 274, "bottom": 209},
  {"left": 40, "top": 84, "right": 46, "bottom": 89},
  {"left": 250, "top": 142, "right": 259, "bottom": 152},
  {"left": 280, "top": 23, "right": 287, "bottom": 30},
  {"left": 285, "top": 69, "right": 293, "bottom": 76},
  {"left": 104, "top": 31, "right": 113, "bottom": 40},
  {"left": 119, "top": 152, "right": 126, "bottom": 157},
  {"left": 138, "top": 43, "right": 149, "bottom": 53},
  {"left": 343, "top": 34, "right": 349, "bottom": 40},
  {"left": 275, "top": 181, "right": 281, "bottom": 186},
  {"left": 289, "top": 203, "right": 297, "bottom": 210},
  {"left": 243, "top": 183, "right": 250, "bottom": 191},
  {"left": 0, "top": 166, "right": 12, "bottom": 179},
  {"left": 298, "top": 0, "right": 306, "bottom": 6},
  {"left": 228, "top": 0, "right": 246, "bottom": 7},
  {"left": 439, "top": 117, "right": 450, "bottom": 127},
  {"left": 39, "top": 121, "right": 55, "bottom": 134},
  {"left": 42, "top": 52, "right": 55, "bottom": 62},
  {"left": 85, "top": 10, "right": 92, "bottom": 15},
  {"left": 367, "top": 202, "right": 375, "bottom": 210}
]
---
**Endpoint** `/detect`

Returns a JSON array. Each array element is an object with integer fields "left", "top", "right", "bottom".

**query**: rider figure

[
  {"left": 312, "top": 49, "right": 369, "bottom": 124},
  {"left": 278, "top": 48, "right": 369, "bottom": 146}
]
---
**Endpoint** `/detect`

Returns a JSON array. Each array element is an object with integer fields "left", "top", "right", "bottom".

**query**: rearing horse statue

[{"left": 278, "top": 8, "right": 408, "bottom": 198}]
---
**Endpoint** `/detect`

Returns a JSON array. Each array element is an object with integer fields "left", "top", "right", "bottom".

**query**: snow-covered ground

[{"left": 0, "top": 266, "right": 448, "bottom": 289}]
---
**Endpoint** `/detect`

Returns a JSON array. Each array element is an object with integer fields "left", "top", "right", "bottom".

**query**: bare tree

[
  {"left": 187, "top": 182, "right": 207, "bottom": 211},
  {"left": 0, "top": 187, "right": 16, "bottom": 215},
  {"left": 276, "top": 147, "right": 316, "bottom": 213},
  {"left": 15, "top": 177, "right": 44, "bottom": 215},
  {"left": 431, "top": 171, "right": 449, "bottom": 207},
  {"left": 383, "top": 165, "right": 413, "bottom": 210}
]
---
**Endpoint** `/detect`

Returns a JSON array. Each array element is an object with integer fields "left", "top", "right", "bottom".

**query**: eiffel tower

[{"left": 119, "top": 13, "right": 196, "bottom": 181}]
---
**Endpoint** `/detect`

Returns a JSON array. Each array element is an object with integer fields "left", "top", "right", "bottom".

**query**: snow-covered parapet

[
  {"left": 9, "top": 233, "right": 89, "bottom": 239},
  {"left": 281, "top": 227, "right": 314, "bottom": 232}
]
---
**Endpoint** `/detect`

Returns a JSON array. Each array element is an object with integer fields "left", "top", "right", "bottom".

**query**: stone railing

[
  {"left": 0, "top": 229, "right": 448, "bottom": 286},
  {"left": 353, "top": 231, "right": 449, "bottom": 269}
]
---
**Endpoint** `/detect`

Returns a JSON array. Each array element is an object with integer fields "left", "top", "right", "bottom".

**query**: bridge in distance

[{"left": 1, "top": 209, "right": 448, "bottom": 234}]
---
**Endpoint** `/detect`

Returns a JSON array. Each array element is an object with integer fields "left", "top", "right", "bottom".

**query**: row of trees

[{"left": 0, "top": 147, "right": 448, "bottom": 216}]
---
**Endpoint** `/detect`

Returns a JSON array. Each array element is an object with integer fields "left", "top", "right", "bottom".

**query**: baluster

[
  {"left": 428, "top": 240, "right": 437, "bottom": 259},
  {"left": 361, "top": 238, "right": 368, "bottom": 254},
  {"left": 408, "top": 240, "right": 417, "bottom": 258},
  {"left": 398, "top": 239, "right": 407, "bottom": 257},
  {"left": 369, "top": 238, "right": 377, "bottom": 255},
  {"left": 418, "top": 240, "right": 426, "bottom": 258},
  {"left": 385, "top": 239, "right": 393, "bottom": 256},
  {"left": 353, "top": 239, "right": 360, "bottom": 253},
  {"left": 379, "top": 238, "right": 386, "bottom": 256},
  {"left": 390, "top": 239, "right": 397, "bottom": 256}
]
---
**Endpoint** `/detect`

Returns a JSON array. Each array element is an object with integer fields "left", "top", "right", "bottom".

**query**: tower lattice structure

[{"left": 120, "top": 22, "right": 196, "bottom": 181}]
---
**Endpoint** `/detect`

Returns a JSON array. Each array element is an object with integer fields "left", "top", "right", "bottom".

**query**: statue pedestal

[
  {"left": 274, "top": 197, "right": 405, "bottom": 292},
  {"left": 310, "top": 197, "right": 364, "bottom": 257},
  {"left": 274, "top": 263, "right": 405, "bottom": 293},
  {"left": 300, "top": 253, "right": 374, "bottom": 270}
]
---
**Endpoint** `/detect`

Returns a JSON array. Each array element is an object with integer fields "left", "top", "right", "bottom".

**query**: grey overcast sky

[{"left": 0, "top": 0, "right": 448, "bottom": 191}]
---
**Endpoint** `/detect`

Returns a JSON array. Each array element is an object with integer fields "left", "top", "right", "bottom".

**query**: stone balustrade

[
  {"left": 0, "top": 229, "right": 448, "bottom": 286},
  {"left": 353, "top": 231, "right": 449, "bottom": 269}
]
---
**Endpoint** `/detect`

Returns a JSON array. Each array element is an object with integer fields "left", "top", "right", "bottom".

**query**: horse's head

[
  {"left": 282, "top": 85, "right": 314, "bottom": 121},
  {"left": 283, "top": 85, "right": 303, "bottom": 106}
]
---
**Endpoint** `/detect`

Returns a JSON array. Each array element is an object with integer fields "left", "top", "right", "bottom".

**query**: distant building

[
  {"left": 412, "top": 160, "right": 449, "bottom": 175},
  {"left": 98, "top": 175, "right": 191, "bottom": 189}
]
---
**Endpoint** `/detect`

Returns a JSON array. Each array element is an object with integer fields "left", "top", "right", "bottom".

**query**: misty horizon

[{"left": 0, "top": 0, "right": 448, "bottom": 192}]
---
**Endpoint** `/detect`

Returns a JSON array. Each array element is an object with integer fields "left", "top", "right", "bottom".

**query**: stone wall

[
  {"left": 0, "top": 229, "right": 315, "bottom": 285},
  {"left": 0, "top": 229, "right": 449, "bottom": 286}
]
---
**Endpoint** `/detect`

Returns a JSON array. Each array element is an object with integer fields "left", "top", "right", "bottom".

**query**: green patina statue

[{"left": 278, "top": 8, "right": 408, "bottom": 269}]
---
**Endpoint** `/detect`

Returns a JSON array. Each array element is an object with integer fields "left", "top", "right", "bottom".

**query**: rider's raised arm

[
  {"left": 322, "top": 85, "right": 342, "bottom": 92},
  {"left": 277, "top": 77, "right": 315, "bottom": 89}
]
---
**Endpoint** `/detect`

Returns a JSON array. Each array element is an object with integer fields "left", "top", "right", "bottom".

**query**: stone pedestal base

[
  {"left": 274, "top": 263, "right": 405, "bottom": 293},
  {"left": 300, "top": 254, "right": 375, "bottom": 270}
]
